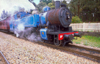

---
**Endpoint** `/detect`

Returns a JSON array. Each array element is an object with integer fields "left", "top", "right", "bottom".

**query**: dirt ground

[{"left": 0, "top": 32, "right": 99, "bottom": 64}]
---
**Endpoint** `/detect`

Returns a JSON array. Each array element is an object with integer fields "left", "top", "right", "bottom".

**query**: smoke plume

[
  {"left": 14, "top": 19, "right": 42, "bottom": 42},
  {"left": 0, "top": 0, "right": 35, "bottom": 17},
  {"left": 0, "top": 0, "right": 42, "bottom": 42}
]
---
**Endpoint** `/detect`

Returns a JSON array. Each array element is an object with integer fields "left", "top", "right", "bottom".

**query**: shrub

[{"left": 71, "top": 16, "right": 82, "bottom": 23}]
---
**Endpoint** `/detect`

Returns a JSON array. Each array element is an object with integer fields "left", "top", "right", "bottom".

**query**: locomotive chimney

[{"left": 55, "top": 1, "right": 60, "bottom": 9}]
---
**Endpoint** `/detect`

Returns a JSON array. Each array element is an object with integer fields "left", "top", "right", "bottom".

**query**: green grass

[
  {"left": 73, "top": 35, "right": 100, "bottom": 48},
  {"left": 83, "top": 42, "right": 89, "bottom": 46},
  {"left": 75, "top": 42, "right": 81, "bottom": 44}
]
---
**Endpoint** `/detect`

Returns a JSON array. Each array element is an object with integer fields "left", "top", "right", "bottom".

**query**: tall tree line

[
  {"left": 32, "top": 0, "right": 100, "bottom": 22},
  {"left": 69, "top": 0, "right": 100, "bottom": 22}
]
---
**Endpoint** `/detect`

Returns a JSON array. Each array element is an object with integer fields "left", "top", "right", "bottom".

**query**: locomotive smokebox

[
  {"left": 46, "top": 5, "right": 72, "bottom": 28},
  {"left": 55, "top": 1, "right": 60, "bottom": 9}
]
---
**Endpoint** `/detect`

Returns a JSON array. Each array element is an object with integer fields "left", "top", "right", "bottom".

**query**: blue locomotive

[{"left": 8, "top": 1, "right": 81, "bottom": 46}]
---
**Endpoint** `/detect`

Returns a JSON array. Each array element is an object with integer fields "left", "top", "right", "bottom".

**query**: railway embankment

[{"left": 0, "top": 32, "right": 99, "bottom": 64}]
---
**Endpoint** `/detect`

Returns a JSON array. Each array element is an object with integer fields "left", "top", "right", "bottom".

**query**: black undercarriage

[{"left": 43, "top": 25, "right": 74, "bottom": 46}]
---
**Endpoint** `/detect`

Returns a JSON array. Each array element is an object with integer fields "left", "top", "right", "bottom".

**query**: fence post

[{"left": 83, "top": 23, "right": 85, "bottom": 31}]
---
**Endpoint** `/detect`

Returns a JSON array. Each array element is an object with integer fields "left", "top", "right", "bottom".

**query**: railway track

[
  {"left": 1, "top": 31, "right": 100, "bottom": 62},
  {"left": 0, "top": 51, "right": 9, "bottom": 64},
  {"left": 37, "top": 41, "right": 100, "bottom": 62},
  {"left": 66, "top": 44, "right": 100, "bottom": 60}
]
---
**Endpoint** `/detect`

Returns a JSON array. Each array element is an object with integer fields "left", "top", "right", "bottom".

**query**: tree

[
  {"left": 48, "top": 2, "right": 55, "bottom": 9},
  {"left": 40, "top": 0, "right": 52, "bottom": 5},
  {"left": 61, "top": 0, "right": 67, "bottom": 6},
  {"left": 28, "top": 0, "right": 37, "bottom": 7},
  {"left": 69, "top": 0, "right": 100, "bottom": 22},
  {"left": 37, "top": 2, "right": 47, "bottom": 12},
  {"left": 1, "top": 10, "right": 8, "bottom": 19}
]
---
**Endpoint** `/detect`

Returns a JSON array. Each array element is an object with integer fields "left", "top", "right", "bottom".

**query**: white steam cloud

[
  {"left": 14, "top": 18, "right": 42, "bottom": 42},
  {"left": 0, "top": 0, "right": 42, "bottom": 42},
  {"left": 0, "top": 0, "right": 35, "bottom": 17},
  {"left": 17, "top": 24, "right": 25, "bottom": 32}
]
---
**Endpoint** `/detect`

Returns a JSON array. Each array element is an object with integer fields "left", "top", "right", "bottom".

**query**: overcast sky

[{"left": 54, "top": 0, "right": 71, "bottom": 3}]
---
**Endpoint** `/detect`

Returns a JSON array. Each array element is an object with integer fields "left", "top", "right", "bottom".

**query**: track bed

[{"left": 0, "top": 31, "right": 99, "bottom": 64}]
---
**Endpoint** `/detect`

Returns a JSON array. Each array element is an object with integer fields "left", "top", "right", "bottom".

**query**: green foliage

[
  {"left": 69, "top": 0, "right": 100, "bottom": 22},
  {"left": 83, "top": 41, "right": 89, "bottom": 46},
  {"left": 37, "top": 0, "right": 53, "bottom": 12},
  {"left": 40, "top": 0, "right": 52, "bottom": 5},
  {"left": 61, "top": 0, "right": 66, "bottom": 4},
  {"left": 71, "top": 16, "right": 82, "bottom": 23},
  {"left": 48, "top": 2, "right": 55, "bottom": 9},
  {"left": 75, "top": 42, "right": 81, "bottom": 44},
  {"left": 61, "top": 0, "right": 68, "bottom": 7},
  {"left": 37, "top": 2, "right": 47, "bottom": 12}
]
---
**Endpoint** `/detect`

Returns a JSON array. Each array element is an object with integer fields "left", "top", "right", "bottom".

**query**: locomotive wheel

[{"left": 54, "top": 40, "right": 63, "bottom": 46}]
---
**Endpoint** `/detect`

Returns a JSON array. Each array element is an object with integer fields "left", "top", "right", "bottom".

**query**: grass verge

[{"left": 73, "top": 35, "right": 100, "bottom": 48}]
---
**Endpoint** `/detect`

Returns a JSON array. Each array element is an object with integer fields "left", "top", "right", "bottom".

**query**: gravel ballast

[{"left": 0, "top": 32, "right": 99, "bottom": 64}]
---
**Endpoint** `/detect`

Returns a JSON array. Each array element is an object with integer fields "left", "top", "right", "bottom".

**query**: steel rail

[
  {"left": 68, "top": 44, "right": 100, "bottom": 53},
  {"left": 38, "top": 42, "right": 100, "bottom": 62},
  {"left": 0, "top": 51, "right": 10, "bottom": 64}
]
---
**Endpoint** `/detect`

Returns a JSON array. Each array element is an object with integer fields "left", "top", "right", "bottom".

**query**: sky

[
  {"left": 34, "top": 0, "right": 40, "bottom": 4},
  {"left": 0, "top": 0, "right": 40, "bottom": 16},
  {"left": 0, "top": 0, "right": 35, "bottom": 16},
  {"left": 0, "top": 0, "right": 71, "bottom": 17},
  {"left": 33, "top": 0, "right": 71, "bottom": 4}
]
